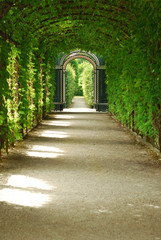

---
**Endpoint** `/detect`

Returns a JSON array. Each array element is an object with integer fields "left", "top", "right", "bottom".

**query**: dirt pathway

[{"left": 0, "top": 97, "right": 161, "bottom": 240}]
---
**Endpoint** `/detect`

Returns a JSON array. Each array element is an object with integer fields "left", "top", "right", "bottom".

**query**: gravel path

[{"left": 0, "top": 97, "right": 161, "bottom": 240}]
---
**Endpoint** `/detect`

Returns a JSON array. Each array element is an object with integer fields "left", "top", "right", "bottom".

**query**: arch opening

[
  {"left": 54, "top": 51, "right": 108, "bottom": 112},
  {"left": 65, "top": 58, "right": 95, "bottom": 108}
]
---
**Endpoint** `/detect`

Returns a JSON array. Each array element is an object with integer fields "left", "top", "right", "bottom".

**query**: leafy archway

[{"left": 0, "top": 0, "right": 161, "bottom": 155}]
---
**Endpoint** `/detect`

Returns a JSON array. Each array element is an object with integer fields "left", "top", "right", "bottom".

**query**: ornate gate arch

[{"left": 54, "top": 50, "right": 108, "bottom": 111}]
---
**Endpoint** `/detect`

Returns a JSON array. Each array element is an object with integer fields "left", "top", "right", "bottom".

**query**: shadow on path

[{"left": 0, "top": 97, "right": 161, "bottom": 240}]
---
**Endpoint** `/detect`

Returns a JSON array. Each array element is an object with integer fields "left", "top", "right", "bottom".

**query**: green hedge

[
  {"left": 0, "top": 0, "right": 161, "bottom": 154},
  {"left": 0, "top": 41, "right": 56, "bottom": 158},
  {"left": 70, "top": 60, "right": 83, "bottom": 96},
  {"left": 65, "top": 63, "right": 76, "bottom": 107},
  {"left": 105, "top": 37, "right": 161, "bottom": 150},
  {"left": 79, "top": 61, "right": 94, "bottom": 107}
]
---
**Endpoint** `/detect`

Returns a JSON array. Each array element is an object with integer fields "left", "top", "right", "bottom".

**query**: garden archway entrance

[{"left": 54, "top": 50, "right": 108, "bottom": 111}]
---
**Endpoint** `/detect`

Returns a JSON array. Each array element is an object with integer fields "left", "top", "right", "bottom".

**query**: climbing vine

[
  {"left": 105, "top": 31, "right": 161, "bottom": 150},
  {"left": 0, "top": 38, "right": 10, "bottom": 158},
  {"left": 6, "top": 44, "right": 21, "bottom": 147},
  {"left": 0, "top": 0, "right": 160, "bottom": 154}
]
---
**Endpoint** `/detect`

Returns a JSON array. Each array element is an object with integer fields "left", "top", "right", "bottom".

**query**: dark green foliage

[{"left": 0, "top": 38, "right": 10, "bottom": 157}]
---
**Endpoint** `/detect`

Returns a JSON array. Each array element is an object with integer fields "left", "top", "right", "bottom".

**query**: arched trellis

[{"left": 53, "top": 51, "right": 108, "bottom": 111}]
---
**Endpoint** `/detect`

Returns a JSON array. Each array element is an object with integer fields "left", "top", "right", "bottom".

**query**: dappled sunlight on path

[
  {"left": 7, "top": 175, "right": 54, "bottom": 190},
  {"left": 0, "top": 188, "right": 50, "bottom": 207},
  {"left": 0, "top": 175, "right": 54, "bottom": 207},
  {"left": 0, "top": 97, "right": 161, "bottom": 240}
]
